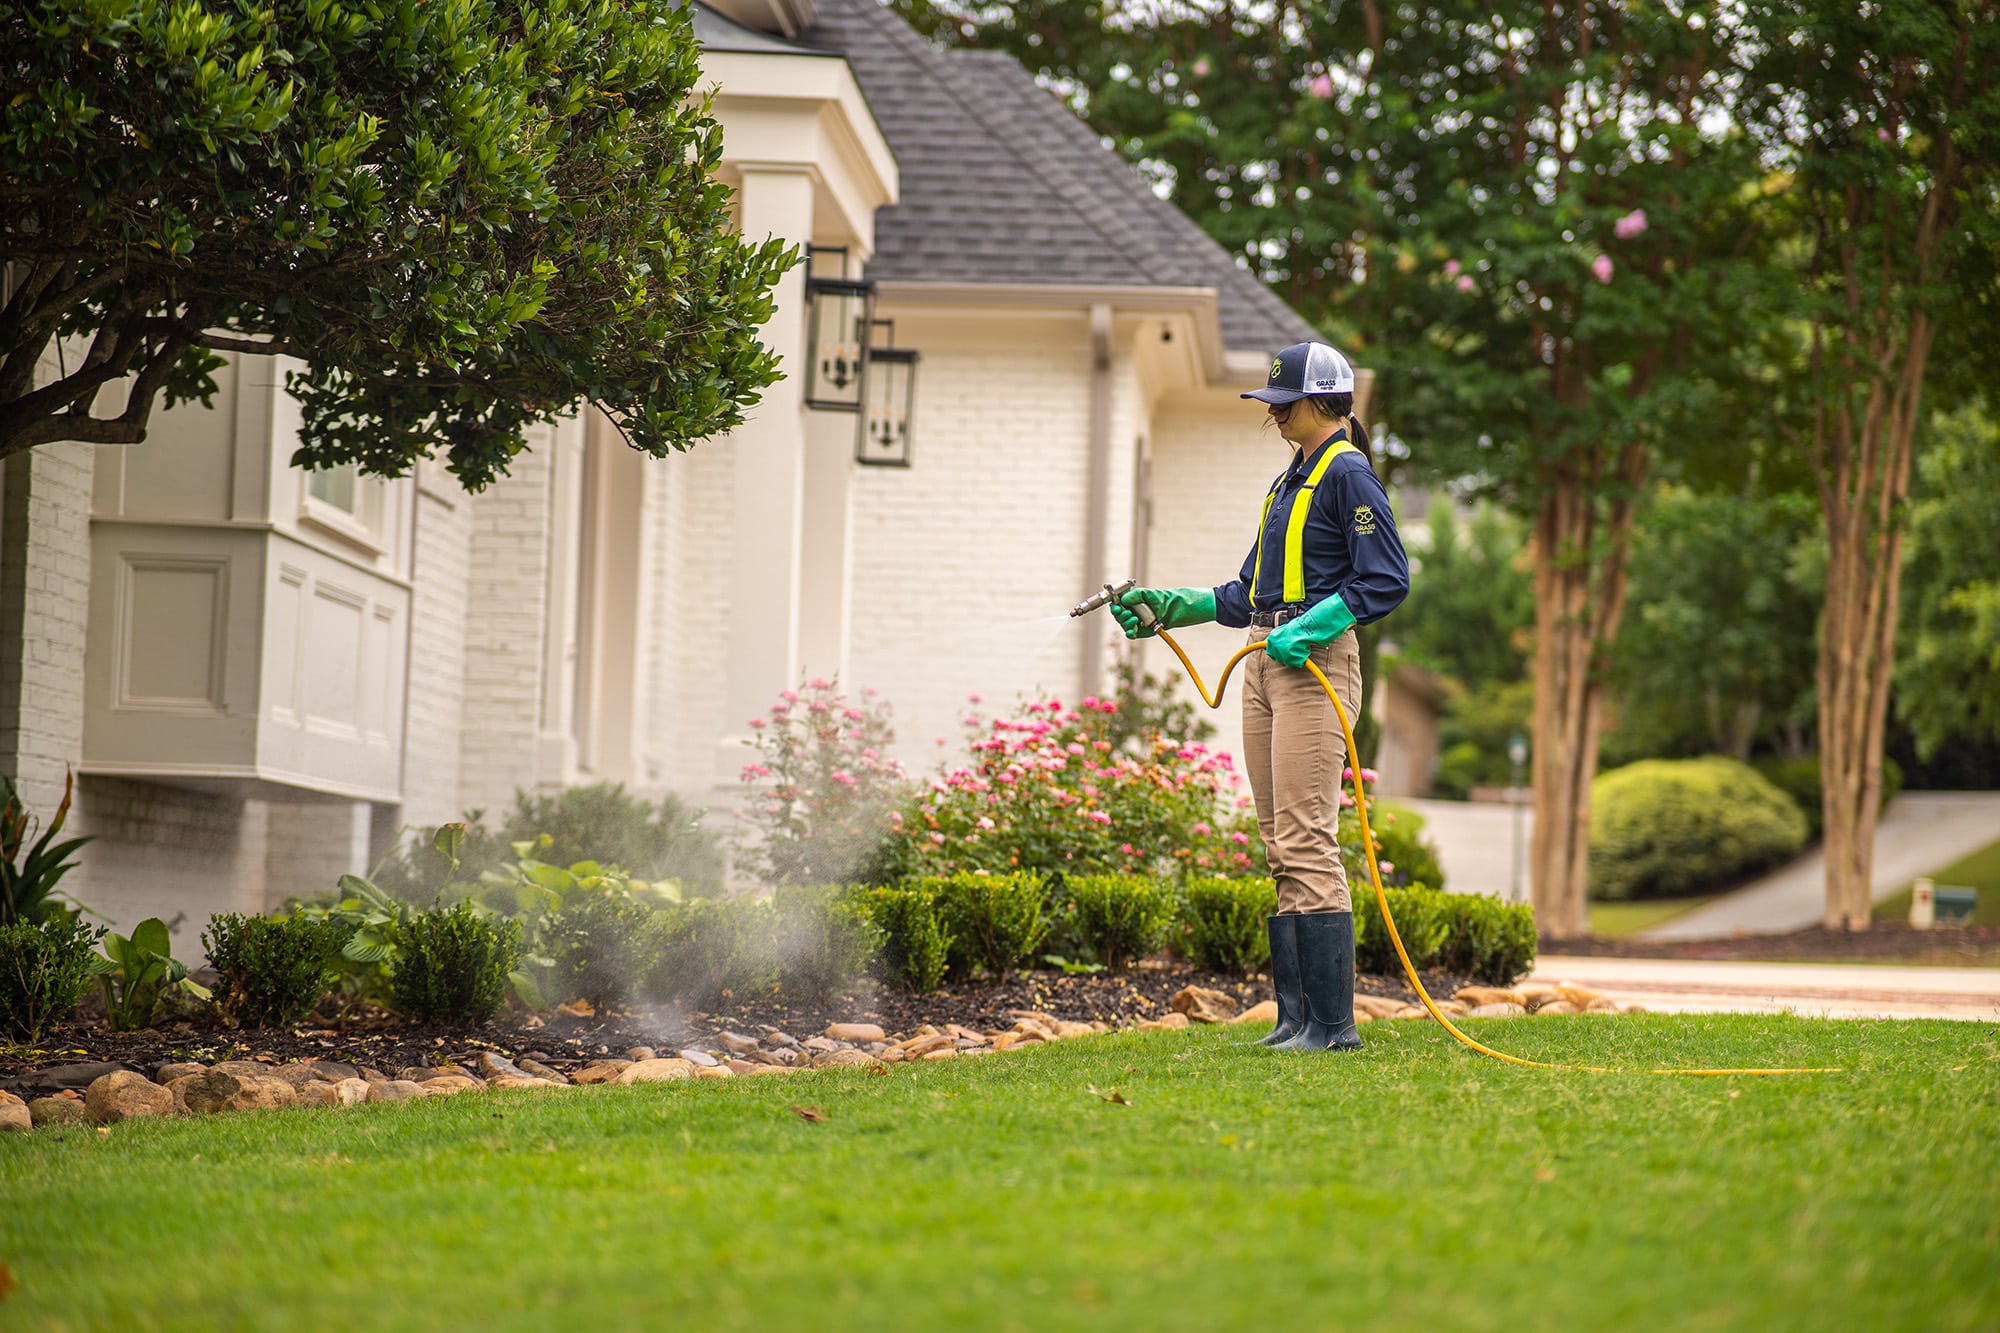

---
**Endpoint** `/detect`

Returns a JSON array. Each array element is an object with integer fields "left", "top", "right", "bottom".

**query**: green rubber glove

[
  {"left": 1263, "top": 595, "right": 1357, "bottom": 667},
  {"left": 1111, "top": 587, "right": 1217, "bottom": 640}
]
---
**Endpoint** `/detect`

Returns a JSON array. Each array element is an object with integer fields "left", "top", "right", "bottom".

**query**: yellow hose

[{"left": 1150, "top": 630, "right": 1838, "bottom": 1077}]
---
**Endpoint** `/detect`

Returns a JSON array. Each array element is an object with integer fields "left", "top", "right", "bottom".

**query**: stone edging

[{"left": 0, "top": 981, "right": 1632, "bottom": 1134}]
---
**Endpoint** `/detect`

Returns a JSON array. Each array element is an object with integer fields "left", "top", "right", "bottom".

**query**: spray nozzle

[{"left": 1071, "top": 578, "right": 1143, "bottom": 621}]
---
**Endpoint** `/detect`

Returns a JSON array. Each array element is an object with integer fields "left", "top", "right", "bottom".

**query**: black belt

[{"left": 1250, "top": 606, "right": 1310, "bottom": 628}]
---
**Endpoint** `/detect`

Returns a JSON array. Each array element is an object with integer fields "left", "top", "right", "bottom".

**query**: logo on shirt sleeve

[{"left": 1352, "top": 504, "right": 1378, "bottom": 535}]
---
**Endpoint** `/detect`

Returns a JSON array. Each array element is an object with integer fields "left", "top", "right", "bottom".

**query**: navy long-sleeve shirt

[{"left": 1213, "top": 434, "right": 1410, "bottom": 629}]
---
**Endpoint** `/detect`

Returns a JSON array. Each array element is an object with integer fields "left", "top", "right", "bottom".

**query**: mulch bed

[
  {"left": 1546, "top": 921, "right": 2000, "bottom": 966},
  {"left": 0, "top": 962, "right": 1472, "bottom": 1095}
]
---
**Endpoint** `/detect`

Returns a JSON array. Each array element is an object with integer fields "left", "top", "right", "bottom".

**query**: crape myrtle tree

[
  {"left": 900, "top": 0, "right": 1772, "bottom": 935},
  {"left": 0, "top": 0, "right": 795, "bottom": 488},
  {"left": 1736, "top": 1, "right": 2000, "bottom": 929}
]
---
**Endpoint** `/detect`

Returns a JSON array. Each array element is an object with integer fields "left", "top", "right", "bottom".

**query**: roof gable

[{"left": 795, "top": 0, "right": 1318, "bottom": 353}]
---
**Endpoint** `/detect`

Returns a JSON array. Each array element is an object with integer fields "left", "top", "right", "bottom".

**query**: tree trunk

[
  {"left": 1528, "top": 451, "right": 1642, "bottom": 938},
  {"left": 1814, "top": 317, "right": 1931, "bottom": 930}
]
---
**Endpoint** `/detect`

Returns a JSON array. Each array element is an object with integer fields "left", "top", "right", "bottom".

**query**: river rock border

[{"left": 0, "top": 980, "right": 1631, "bottom": 1133}]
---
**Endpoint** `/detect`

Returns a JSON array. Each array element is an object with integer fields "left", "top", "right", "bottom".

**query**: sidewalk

[{"left": 1526, "top": 955, "right": 2000, "bottom": 1022}]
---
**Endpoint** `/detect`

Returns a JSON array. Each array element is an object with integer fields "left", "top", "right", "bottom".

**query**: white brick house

[{"left": 0, "top": 0, "right": 1352, "bottom": 940}]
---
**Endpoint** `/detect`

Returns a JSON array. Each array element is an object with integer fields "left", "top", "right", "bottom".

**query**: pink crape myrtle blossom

[
  {"left": 1308, "top": 73, "right": 1334, "bottom": 99},
  {"left": 1613, "top": 208, "right": 1648, "bottom": 239},
  {"left": 1591, "top": 254, "right": 1614, "bottom": 284},
  {"left": 1443, "top": 259, "right": 1462, "bottom": 278},
  {"left": 1456, "top": 274, "right": 1476, "bottom": 293}
]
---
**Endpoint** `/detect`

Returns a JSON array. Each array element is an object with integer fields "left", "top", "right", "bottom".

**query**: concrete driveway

[{"left": 1526, "top": 955, "right": 2000, "bottom": 1021}]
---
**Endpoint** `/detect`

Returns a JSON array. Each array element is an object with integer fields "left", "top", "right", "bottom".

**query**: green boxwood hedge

[{"left": 1589, "top": 756, "right": 1809, "bottom": 900}]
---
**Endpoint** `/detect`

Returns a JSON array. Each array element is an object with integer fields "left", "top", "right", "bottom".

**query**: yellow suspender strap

[
  {"left": 1283, "top": 439, "right": 1356, "bottom": 602},
  {"left": 1250, "top": 439, "right": 1356, "bottom": 604}
]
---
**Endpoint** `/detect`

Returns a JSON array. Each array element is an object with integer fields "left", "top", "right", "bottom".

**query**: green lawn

[
  {"left": 1875, "top": 836, "right": 2000, "bottom": 925},
  {"left": 1588, "top": 894, "right": 1722, "bottom": 937},
  {"left": 5, "top": 1016, "right": 1997, "bottom": 1331}
]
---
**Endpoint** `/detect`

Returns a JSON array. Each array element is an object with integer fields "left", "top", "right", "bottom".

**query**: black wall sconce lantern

[
  {"left": 857, "top": 318, "right": 918, "bottom": 467},
  {"left": 803, "top": 245, "right": 875, "bottom": 412}
]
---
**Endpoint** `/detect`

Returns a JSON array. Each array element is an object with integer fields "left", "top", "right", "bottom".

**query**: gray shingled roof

[{"left": 786, "top": 0, "right": 1318, "bottom": 354}]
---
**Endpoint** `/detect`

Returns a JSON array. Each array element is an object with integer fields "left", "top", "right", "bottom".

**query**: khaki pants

[{"left": 1242, "top": 626, "right": 1362, "bottom": 914}]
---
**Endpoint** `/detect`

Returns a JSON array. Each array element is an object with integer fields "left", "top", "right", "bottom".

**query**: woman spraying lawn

[{"left": 1113, "top": 341, "right": 1408, "bottom": 1052}]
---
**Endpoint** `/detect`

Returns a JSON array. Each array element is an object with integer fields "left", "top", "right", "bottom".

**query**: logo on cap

[{"left": 1271, "top": 358, "right": 1284, "bottom": 381}]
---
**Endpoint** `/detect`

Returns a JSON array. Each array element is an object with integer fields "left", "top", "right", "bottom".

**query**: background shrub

[
  {"left": 0, "top": 914, "right": 101, "bottom": 1040},
  {"left": 645, "top": 897, "right": 774, "bottom": 1010},
  {"left": 390, "top": 903, "right": 520, "bottom": 1024},
  {"left": 1754, "top": 753, "right": 1903, "bottom": 841},
  {"left": 1181, "top": 877, "right": 1276, "bottom": 973},
  {"left": 1060, "top": 875, "right": 1175, "bottom": 970},
  {"left": 202, "top": 913, "right": 348, "bottom": 1028},
  {"left": 370, "top": 782, "right": 724, "bottom": 900},
  {"left": 858, "top": 886, "right": 953, "bottom": 993},
  {"left": 1354, "top": 885, "right": 1451, "bottom": 975},
  {"left": 738, "top": 680, "right": 907, "bottom": 886},
  {"left": 1590, "top": 757, "right": 1810, "bottom": 900},
  {"left": 544, "top": 894, "right": 656, "bottom": 1011},
  {"left": 925, "top": 872, "right": 1049, "bottom": 980},
  {"left": 772, "top": 883, "right": 881, "bottom": 1004},
  {"left": 1346, "top": 804, "right": 1446, "bottom": 890},
  {"left": 1435, "top": 895, "right": 1538, "bottom": 985}
]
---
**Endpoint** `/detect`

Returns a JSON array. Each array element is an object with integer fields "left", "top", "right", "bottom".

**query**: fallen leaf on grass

[
  {"left": 1535, "top": 1166, "right": 1556, "bottom": 1182},
  {"left": 867, "top": 1064, "right": 889, "bottom": 1077},
  {"left": 0, "top": 1260, "right": 16, "bottom": 1301},
  {"left": 791, "top": 1104, "right": 828, "bottom": 1123},
  {"left": 1086, "top": 1085, "right": 1130, "bottom": 1106}
]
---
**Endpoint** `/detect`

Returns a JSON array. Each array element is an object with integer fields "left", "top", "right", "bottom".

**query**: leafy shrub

[
  {"left": 543, "top": 893, "right": 656, "bottom": 1011},
  {"left": 203, "top": 913, "right": 348, "bottom": 1028},
  {"left": 1590, "top": 757, "right": 1809, "bottom": 900},
  {"left": 1059, "top": 875, "right": 1176, "bottom": 970},
  {"left": 1754, "top": 753, "right": 1903, "bottom": 841},
  {"left": 1102, "top": 658, "right": 1216, "bottom": 751},
  {"left": 869, "top": 696, "right": 1257, "bottom": 884},
  {"left": 772, "top": 884, "right": 881, "bottom": 1004},
  {"left": 1429, "top": 679, "right": 1535, "bottom": 799},
  {"left": 390, "top": 903, "right": 520, "bottom": 1024},
  {"left": 96, "top": 917, "right": 211, "bottom": 1031},
  {"left": 0, "top": 914, "right": 102, "bottom": 1040},
  {"left": 1, "top": 771, "right": 92, "bottom": 925},
  {"left": 924, "top": 872, "right": 1049, "bottom": 980},
  {"left": 1182, "top": 877, "right": 1277, "bottom": 974},
  {"left": 1353, "top": 885, "right": 1451, "bottom": 975},
  {"left": 645, "top": 897, "right": 774, "bottom": 1010},
  {"left": 857, "top": 885, "right": 953, "bottom": 993},
  {"left": 739, "top": 680, "right": 908, "bottom": 886},
  {"left": 370, "top": 784, "right": 724, "bottom": 901},
  {"left": 1435, "top": 894, "right": 1538, "bottom": 985}
]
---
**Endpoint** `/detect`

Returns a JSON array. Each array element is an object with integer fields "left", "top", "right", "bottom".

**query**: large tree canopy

[{"left": 0, "top": 0, "right": 794, "bottom": 489}]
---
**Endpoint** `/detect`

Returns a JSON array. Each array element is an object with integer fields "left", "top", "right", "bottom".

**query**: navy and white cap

[{"left": 1242, "top": 341, "right": 1356, "bottom": 404}]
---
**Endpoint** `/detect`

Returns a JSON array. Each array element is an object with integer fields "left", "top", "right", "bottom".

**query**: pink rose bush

[
  {"left": 739, "top": 679, "right": 906, "bottom": 885},
  {"left": 866, "top": 695, "right": 1261, "bottom": 883}
]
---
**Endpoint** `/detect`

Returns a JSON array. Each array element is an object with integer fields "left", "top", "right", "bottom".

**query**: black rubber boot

[
  {"left": 1272, "top": 911, "right": 1363, "bottom": 1052},
  {"left": 1243, "top": 914, "right": 1302, "bottom": 1046}
]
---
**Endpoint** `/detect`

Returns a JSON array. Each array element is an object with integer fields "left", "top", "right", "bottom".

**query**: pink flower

[
  {"left": 1192, "top": 56, "right": 1211, "bottom": 77},
  {"left": 780, "top": 689, "right": 798, "bottom": 703},
  {"left": 865, "top": 687, "right": 880, "bottom": 697},
  {"left": 770, "top": 701, "right": 791, "bottom": 715},
  {"left": 976, "top": 817, "right": 996, "bottom": 830},
  {"left": 1192, "top": 822, "right": 1211, "bottom": 836},
  {"left": 1121, "top": 842, "right": 1140, "bottom": 857},
  {"left": 1613, "top": 208, "right": 1648, "bottom": 239},
  {"left": 1591, "top": 254, "right": 1614, "bottom": 284},
  {"left": 1308, "top": 73, "right": 1334, "bottom": 99},
  {"left": 930, "top": 832, "right": 946, "bottom": 844},
  {"left": 807, "top": 699, "right": 830, "bottom": 714},
  {"left": 1086, "top": 811, "right": 1112, "bottom": 825},
  {"left": 967, "top": 693, "right": 982, "bottom": 704},
  {"left": 1230, "top": 831, "right": 1250, "bottom": 845},
  {"left": 830, "top": 770, "right": 856, "bottom": 786},
  {"left": 1443, "top": 259, "right": 1461, "bottom": 278},
  {"left": 1379, "top": 861, "right": 1396, "bottom": 876},
  {"left": 1455, "top": 274, "right": 1476, "bottom": 293},
  {"left": 748, "top": 717, "right": 768, "bottom": 729},
  {"left": 1877, "top": 127, "right": 1892, "bottom": 142},
  {"left": 808, "top": 677, "right": 832, "bottom": 690},
  {"left": 843, "top": 708, "right": 864, "bottom": 721},
  {"left": 740, "top": 763, "right": 772, "bottom": 780}
]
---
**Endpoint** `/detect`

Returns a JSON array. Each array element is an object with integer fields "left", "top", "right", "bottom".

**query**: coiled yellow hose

[{"left": 1150, "top": 630, "right": 1838, "bottom": 1076}]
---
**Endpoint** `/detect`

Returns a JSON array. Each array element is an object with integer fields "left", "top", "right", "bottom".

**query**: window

[{"left": 307, "top": 463, "right": 357, "bottom": 513}]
